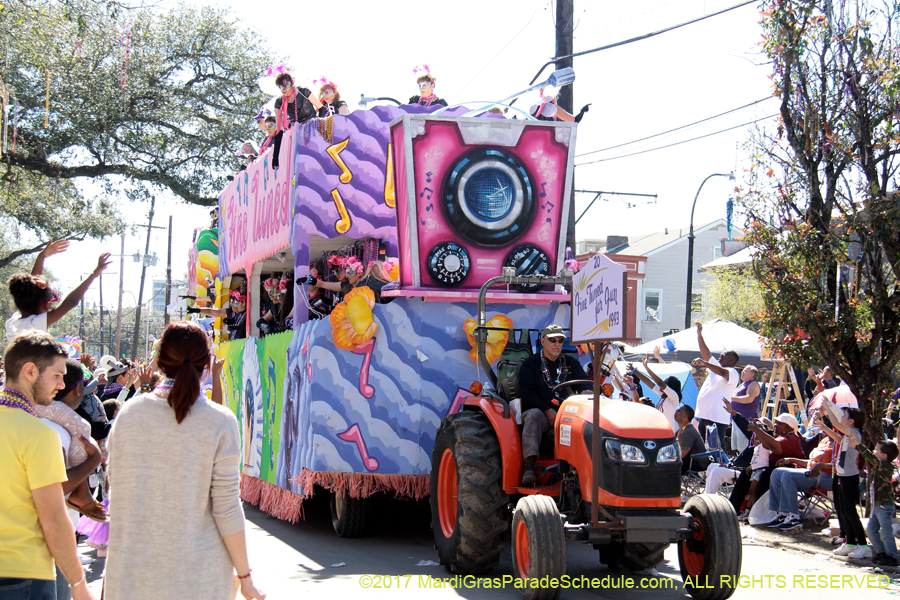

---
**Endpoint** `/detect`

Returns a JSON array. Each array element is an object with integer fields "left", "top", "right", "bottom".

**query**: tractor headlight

[
  {"left": 656, "top": 442, "right": 680, "bottom": 464},
  {"left": 605, "top": 440, "right": 646, "bottom": 464}
]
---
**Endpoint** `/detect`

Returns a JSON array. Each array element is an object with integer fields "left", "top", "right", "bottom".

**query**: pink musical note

[
  {"left": 338, "top": 423, "right": 379, "bottom": 471},
  {"left": 426, "top": 171, "right": 433, "bottom": 183},
  {"left": 419, "top": 187, "right": 433, "bottom": 200},
  {"left": 539, "top": 182, "right": 548, "bottom": 198},
  {"left": 351, "top": 337, "right": 376, "bottom": 398}
]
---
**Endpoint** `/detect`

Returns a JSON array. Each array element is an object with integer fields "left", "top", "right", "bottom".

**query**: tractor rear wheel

[
  {"left": 511, "top": 495, "right": 566, "bottom": 600},
  {"left": 330, "top": 490, "right": 368, "bottom": 538},
  {"left": 430, "top": 411, "right": 508, "bottom": 574},
  {"left": 678, "top": 494, "right": 741, "bottom": 600},
  {"left": 598, "top": 542, "right": 668, "bottom": 572}
]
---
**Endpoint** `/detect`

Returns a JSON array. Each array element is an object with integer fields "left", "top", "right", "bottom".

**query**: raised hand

[
  {"left": 694, "top": 322, "right": 703, "bottom": 333},
  {"left": 41, "top": 239, "right": 70, "bottom": 258},
  {"left": 80, "top": 353, "right": 96, "bottom": 371},
  {"left": 138, "top": 364, "right": 154, "bottom": 386},
  {"left": 93, "top": 253, "right": 113, "bottom": 276}
]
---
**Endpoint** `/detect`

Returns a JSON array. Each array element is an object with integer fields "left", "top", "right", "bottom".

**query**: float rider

[{"left": 516, "top": 325, "right": 591, "bottom": 486}]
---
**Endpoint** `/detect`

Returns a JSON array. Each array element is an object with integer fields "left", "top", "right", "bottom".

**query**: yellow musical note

[
  {"left": 384, "top": 143, "right": 396, "bottom": 208},
  {"left": 331, "top": 189, "right": 352, "bottom": 234},
  {"left": 326, "top": 138, "right": 353, "bottom": 184}
]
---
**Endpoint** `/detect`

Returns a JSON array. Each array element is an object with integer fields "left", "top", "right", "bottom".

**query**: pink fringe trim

[
  {"left": 240, "top": 470, "right": 431, "bottom": 523},
  {"left": 239, "top": 473, "right": 305, "bottom": 524},
  {"left": 292, "top": 469, "right": 431, "bottom": 500}
]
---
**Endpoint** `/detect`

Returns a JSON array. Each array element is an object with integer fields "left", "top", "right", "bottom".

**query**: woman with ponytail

[{"left": 104, "top": 321, "right": 265, "bottom": 600}]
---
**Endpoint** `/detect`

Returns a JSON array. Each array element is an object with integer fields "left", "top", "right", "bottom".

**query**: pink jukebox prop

[{"left": 390, "top": 115, "right": 577, "bottom": 293}]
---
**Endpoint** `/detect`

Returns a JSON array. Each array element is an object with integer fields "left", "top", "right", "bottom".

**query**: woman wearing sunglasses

[
  {"left": 5, "top": 240, "right": 112, "bottom": 338},
  {"left": 316, "top": 79, "right": 350, "bottom": 117},
  {"left": 273, "top": 72, "right": 322, "bottom": 131},
  {"left": 259, "top": 116, "right": 277, "bottom": 155},
  {"left": 408, "top": 73, "right": 447, "bottom": 108}
]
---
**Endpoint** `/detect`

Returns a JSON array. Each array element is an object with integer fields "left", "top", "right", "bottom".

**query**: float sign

[{"left": 570, "top": 253, "right": 627, "bottom": 343}]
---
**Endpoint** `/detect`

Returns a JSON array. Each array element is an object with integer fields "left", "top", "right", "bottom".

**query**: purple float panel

[
  {"left": 390, "top": 115, "right": 577, "bottom": 293},
  {"left": 286, "top": 105, "right": 474, "bottom": 322}
]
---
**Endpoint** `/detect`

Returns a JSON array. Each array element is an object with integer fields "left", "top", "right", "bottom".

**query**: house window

[
  {"left": 713, "top": 247, "right": 723, "bottom": 260},
  {"left": 691, "top": 293, "right": 702, "bottom": 314},
  {"left": 644, "top": 289, "right": 661, "bottom": 321}
]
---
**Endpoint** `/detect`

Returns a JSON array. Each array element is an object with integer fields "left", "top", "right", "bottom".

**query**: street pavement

[{"left": 80, "top": 494, "right": 898, "bottom": 599}]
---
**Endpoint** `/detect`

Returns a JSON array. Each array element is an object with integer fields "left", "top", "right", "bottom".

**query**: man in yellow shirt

[{"left": 0, "top": 331, "right": 97, "bottom": 600}]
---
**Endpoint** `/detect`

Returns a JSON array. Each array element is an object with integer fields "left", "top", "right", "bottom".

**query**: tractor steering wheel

[{"left": 549, "top": 379, "right": 594, "bottom": 404}]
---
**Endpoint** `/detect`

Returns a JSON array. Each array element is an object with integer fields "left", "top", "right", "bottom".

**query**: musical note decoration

[
  {"left": 337, "top": 423, "right": 379, "bottom": 471},
  {"left": 326, "top": 138, "right": 353, "bottom": 184},
  {"left": 330, "top": 189, "right": 352, "bottom": 234},
  {"left": 351, "top": 337, "right": 376, "bottom": 398},
  {"left": 384, "top": 143, "right": 396, "bottom": 208},
  {"left": 539, "top": 182, "right": 548, "bottom": 198}
]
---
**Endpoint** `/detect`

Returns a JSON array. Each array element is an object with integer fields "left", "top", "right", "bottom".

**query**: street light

[{"left": 684, "top": 172, "right": 735, "bottom": 330}]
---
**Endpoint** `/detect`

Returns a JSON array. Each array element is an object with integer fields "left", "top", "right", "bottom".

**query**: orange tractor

[{"left": 429, "top": 272, "right": 741, "bottom": 600}]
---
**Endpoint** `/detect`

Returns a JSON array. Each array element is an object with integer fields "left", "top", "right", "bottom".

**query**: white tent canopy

[{"left": 624, "top": 319, "right": 769, "bottom": 368}]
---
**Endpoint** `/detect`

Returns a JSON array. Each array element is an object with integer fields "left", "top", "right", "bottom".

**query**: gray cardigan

[{"left": 105, "top": 393, "right": 245, "bottom": 600}]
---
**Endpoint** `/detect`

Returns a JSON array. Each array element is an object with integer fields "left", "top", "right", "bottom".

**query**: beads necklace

[
  {"left": 0, "top": 387, "right": 36, "bottom": 416},
  {"left": 540, "top": 354, "right": 568, "bottom": 388}
]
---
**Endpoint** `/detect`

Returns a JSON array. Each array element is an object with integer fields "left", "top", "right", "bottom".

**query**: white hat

[
  {"left": 98, "top": 355, "right": 128, "bottom": 378},
  {"left": 773, "top": 413, "right": 799, "bottom": 431}
]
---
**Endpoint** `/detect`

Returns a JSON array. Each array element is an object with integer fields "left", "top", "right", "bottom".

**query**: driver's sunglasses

[{"left": 546, "top": 337, "right": 565, "bottom": 344}]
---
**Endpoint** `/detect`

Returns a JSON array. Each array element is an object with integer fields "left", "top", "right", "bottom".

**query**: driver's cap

[{"left": 541, "top": 324, "right": 566, "bottom": 339}]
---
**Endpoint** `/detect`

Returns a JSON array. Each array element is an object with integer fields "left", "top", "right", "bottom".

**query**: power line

[
  {"left": 575, "top": 97, "right": 774, "bottom": 157},
  {"left": 575, "top": 113, "right": 777, "bottom": 166},
  {"left": 524, "top": 0, "right": 758, "bottom": 88}
]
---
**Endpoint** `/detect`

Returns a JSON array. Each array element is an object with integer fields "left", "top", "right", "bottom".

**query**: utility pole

[
  {"left": 555, "top": 0, "right": 576, "bottom": 252},
  {"left": 116, "top": 234, "right": 125, "bottom": 357},
  {"left": 165, "top": 215, "right": 173, "bottom": 326},
  {"left": 79, "top": 297, "right": 85, "bottom": 341},
  {"left": 555, "top": 0, "right": 574, "bottom": 115},
  {"left": 131, "top": 197, "right": 157, "bottom": 361}
]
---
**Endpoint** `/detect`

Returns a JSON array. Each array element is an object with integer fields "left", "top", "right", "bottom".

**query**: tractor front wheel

[
  {"left": 511, "top": 495, "right": 566, "bottom": 600},
  {"left": 678, "top": 494, "right": 742, "bottom": 600},
  {"left": 430, "top": 411, "right": 508, "bottom": 574}
]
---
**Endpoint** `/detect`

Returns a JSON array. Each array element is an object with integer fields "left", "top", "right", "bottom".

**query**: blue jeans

[
  {"left": 768, "top": 467, "right": 833, "bottom": 514},
  {"left": 54, "top": 568, "right": 69, "bottom": 600},
  {"left": 868, "top": 504, "right": 898, "bottom": 558},
  {"left": 0, "top": 578, "right": 56, "bottom": 600}
]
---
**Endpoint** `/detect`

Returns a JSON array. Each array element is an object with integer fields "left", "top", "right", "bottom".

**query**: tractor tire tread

[
  {"left": 678, "top": 494, "right": 742, "bottom": 600},
  {"left": 430, "top": 412, "right": 508, "bottom": 575}
]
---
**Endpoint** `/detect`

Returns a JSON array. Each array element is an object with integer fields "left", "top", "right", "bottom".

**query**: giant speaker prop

[{"left": 390, "top": 115, "right": 577, "bottom": 292}]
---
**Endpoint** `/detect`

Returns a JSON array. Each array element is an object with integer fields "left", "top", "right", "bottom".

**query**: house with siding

[{"left": 576, "top": 219, "right": 742, "bottom": 343}]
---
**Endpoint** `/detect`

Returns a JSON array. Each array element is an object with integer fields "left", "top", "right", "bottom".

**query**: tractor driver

[{"left": 517, "top": 325, "right": 591, "bottom": 486}]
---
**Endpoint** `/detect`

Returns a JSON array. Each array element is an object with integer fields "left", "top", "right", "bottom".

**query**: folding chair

[
  {"left": 681, "top": 448, "right": 729, "bottom": 499},
  {"left": 799, "top": 486, "right": 833, "bottom": 526}
]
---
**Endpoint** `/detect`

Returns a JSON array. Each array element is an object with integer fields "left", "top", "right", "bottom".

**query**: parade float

[{"left": 191, "top": 96, "right": 584, "bottom": 533}]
